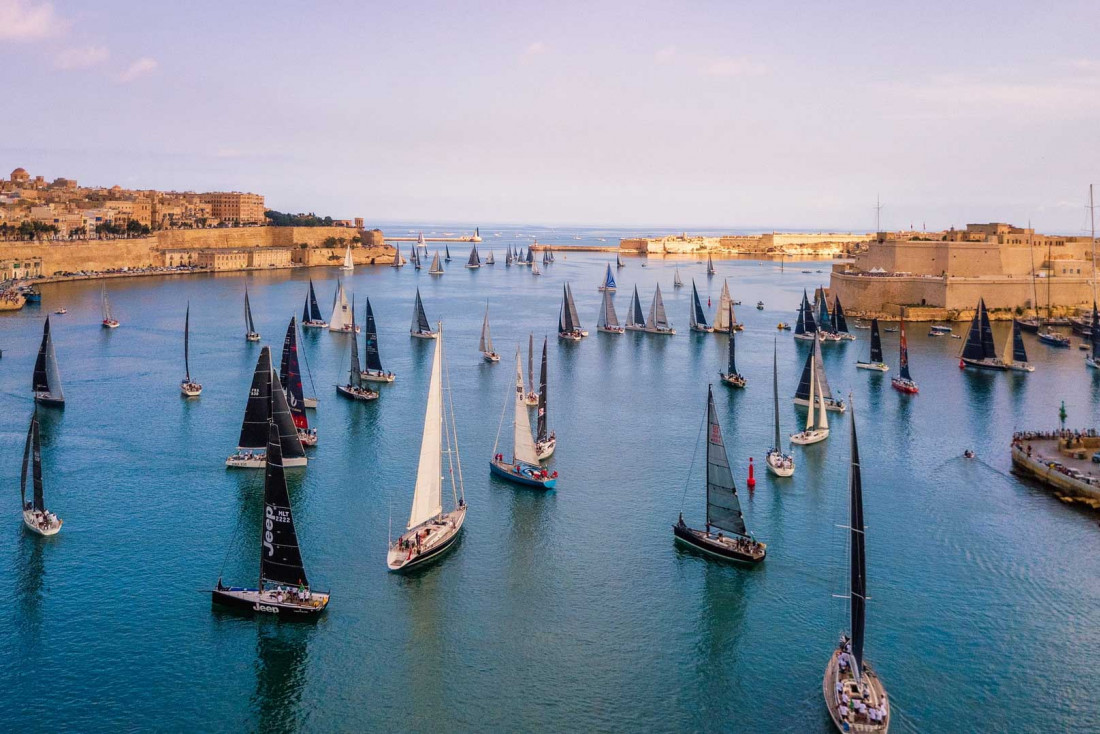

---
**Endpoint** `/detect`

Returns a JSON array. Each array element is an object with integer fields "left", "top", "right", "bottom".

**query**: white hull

[
  {"left": 643, "top": 328, "right": 676, "bottom": 335},
  {"left": 340, "top": 265, "right": 354, "bottom": 271},
  {"left": 483, "top": 352, "right": 500, "bottom": 363},
  {"left": 558, "top": 332, "right": 583, "bottom": 341},
  {"left": 536, "top": 436, "right": 556, "bottom": 460},
  {"left": 102, "top": 320, "right": 120, "bottom": 329},
  {"left": 720, "top": 372, "right": 746, "bottom": 387},
  {"left": 793, "top": 332, "right": 816, "bottom": 341},
  {"left": 855, "top": 362, "right": 889, "bottom": 372},
  {"left": 246, "top": 333, "right": 261, "bottom": 342},
  {"left": 525, "top": 393, "right": 539, "bottom": 407},
  {"left": 790, "top": 429, "right": 829, "bottom": 445},
  {"left": 597, "top": 326, "right": 625, "bottom": 334},
  {"left": 1088, "top": 356, "right": 1100, "bottom": 369},
  {"left": 180, "top": 381, "right": 203, "bottom": 397},
  {"left": 387, "top": 506, "right": 467, "bottom": 571},
  {"left": 410, "top": 332, "right": 438, "bottom": 339},
  {"left": 329, "top": 325, "right": 361, "bottom": 334},
  {"left": 302, "top": 320, "right": 328, "bottom": 329},
  {"left": 1007, "top": 362, "right": 1035, "bottom": 372},
  {"left": 794, "top": 397, "right": 846, "bottom": 413},
  {"left": 765, "top": 451, "right": 795, "bottom": 476},
  {"left": 624, "top": 324, "right": 646, "bottom": 332},
  {"left": 823, "top": 648, "right": 890, "bottom": 733},
  {"left": 360, "top": 370, "right": 395, "bottom": 383},
  {"left": 690, "top": 325, "right": 714, "bottom": 333},
  {"left": 303, "top": 397, "right": 319, "bottom": 408},
  {"left": 23, "top": 509, "right": 61, "bottom": 536},
  {"left": 298, "top": 429, "right": 318, "bottom": 447},
  {"left": 226, "top": 453, "right": 308, "bottom": 469}
]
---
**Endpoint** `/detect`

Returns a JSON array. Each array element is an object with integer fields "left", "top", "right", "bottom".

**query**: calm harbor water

[{"left": 2, "top": 230, "right": 1099, "bottom": 733}]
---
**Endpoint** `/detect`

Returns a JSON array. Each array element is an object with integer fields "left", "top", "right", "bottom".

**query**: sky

[{"left": 2, "top": 0, "right": 1099, "bottom": 232}]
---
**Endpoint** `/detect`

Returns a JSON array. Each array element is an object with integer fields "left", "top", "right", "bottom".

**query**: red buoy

[{"left": 747, "top": 457, "right": 756, "bottom": 489}]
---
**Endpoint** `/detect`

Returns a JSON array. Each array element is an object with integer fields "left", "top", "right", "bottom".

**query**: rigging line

[
  {"left": 442, "top": 332, "right": 463, "bottom": 505},
  {"left": 678, "top": 406, "right": 708, "bottom": 512},
  {"left": 217, "top": 474, "right": 261, "bottom": 578},
  {"left": 491, "top": 363, "right": 511, "bottom": 457},
  {"left": 296, "top": 320, "right": 318, "bottom": 395}
]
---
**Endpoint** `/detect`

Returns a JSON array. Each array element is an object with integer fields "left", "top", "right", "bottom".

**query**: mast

[
  {"left": 237, "top": 348, "right": 273, "bottom": 450},
  {"left": 1091, "top": 184, "right": 1097, "bottom": 306},
  {"left": 528, "top": 333, "right": 535, "bottom": 388},
  {"left": 537, "top": 338, "right": 548, "bottom": 442},
  {"left": 512, "top": 348, "right": 540, "bottom": 465},
  {"left": 258, "top": 422, "right": 309, "bottom": 590},
  {"left": 848, "top": 401, "right": 867, "bottom": 679},
  {"left": 364, "top": 298, "right": 383, "bottom": 373},
  {"left": 308, "top": 280, "right": 323, "bottom": 321},
  {"left": 279, "top": 318, "right": 308, "bottom": 431},
  {"left": 898, "top": 319, "right": 912, "bottom": 380},
  {"left": 772, "top": 342, "right": 781, "bottom": 449},
  {"left": 704, "top": 385, "right": 747, "bottom": 537},
  {"left": 348, "top": 298, "right": 361, "bottom": 386},
  {"left": 408, "top": 326, "right": 445, "bottom": 530},
  {"left": 184, "top": 303, "right": 192, "bottom": 382},
  {"left": 869, "top": 318, "right": 883, "bottom": 363},
  {"left": 21, "top": 408, "right": 44, "bottom": 511}
]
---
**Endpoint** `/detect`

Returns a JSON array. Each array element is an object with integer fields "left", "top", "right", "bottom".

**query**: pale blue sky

[{"left": 2, "top": 0, "right": 1099, "bottom": 232}]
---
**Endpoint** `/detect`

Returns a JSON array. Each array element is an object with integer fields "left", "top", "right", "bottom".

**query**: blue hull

[{"left": 489, "top": 460, "right": 556, "bottom": 489}]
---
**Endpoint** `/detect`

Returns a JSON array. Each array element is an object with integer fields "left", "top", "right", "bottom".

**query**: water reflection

[
  {"left": 251, "top": 626, "right": 312, "bottom": 733},
  {"left": 15, "top": 536, "right": 46, "bottom": 632}
]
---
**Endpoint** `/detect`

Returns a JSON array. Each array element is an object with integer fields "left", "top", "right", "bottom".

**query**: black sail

[
  {"left": 978, "top": 298, "right": 997, "bottom": 359},
  {"left": 899, "top": 321, "right": 913, "bottom": 381},
  {"left": 727, "top": 306, "right": 737, "bottom": 374},
  {"left": 468, "top": 246, "right": 480, "bottom": 266},
  {"left": 259, "top": 422, "right": 309, "bottom": 588},
  {"left": 560, "top": 285, "right": 575, "bottom": 332},
  {"left": 279, "top": 319, "right": 308, "bottom": 431},
  {"left": 631, "top": 286, "right": 645, "bottom": 325},
  {"left": 537, "top": 338, "right": 548, "bottom": 441},
  {"left": 691, "top": 281, "right": 708, "bottom": 327},
  {"left": 833, "top": 296, "right": 850, "bottom": 333},
  {"left": 817, "top": 288, "right": 830, "bottom": 330},
  {"left": 237, "top": 348, "right": 272, "bottom": 450},
  {"left": 705, "top": 386, "right": 747, "bottom": 536},
  {"left": 302, "top": 291, "right": 311, "bottom": 323},
  {"left": 869, "top": 318, "right": 883, "bottom": 362},
  {"left": 270, "top": 369, "right": 306, "bottom": 460},
  {"left": 245, "top": 290, "right": 256, "bottom": 333},
  {"left": 21, "top": 408, "right": 44, "bottom": 511},
  {"left": 349, "top": 300, "right": 362, "bottom": 387},
  {"left": 1012, "top": 320, "right": 1029, "bottom": 364},
  {"left": 802, "top": 290, "right": 818, "bottom": 333},
  {"left": 364, "top": 298, "right": 384, "bottom": 373},
  {"left": 184, "top": 303, "right": 192, "bottom": 382},
  {"left": 794, "top": 346, "right": 814, "bottom": 402},
  {"left": 794, "top": 300, "right": 806, "bottom": 334},
  {"left": 33, "top": 316, "right": 63, "bottom": 399},
  {"left": 848, "top": 403, "right": 867, "bottom": 676},
  {"left": 1092, "top": 303, "right": 1100, "bottom": 360},
  {"left": 413, "top": 289, "right": 431, "bottom": 333},
  {"left": 772, "top": 343, "right": 781, "bottom": 450},
  {"left": 962, "top": 300, "right": 985, "bottom": 361},
  {"left": 308, "top": 280, "right": 323, "bottom": 321}
]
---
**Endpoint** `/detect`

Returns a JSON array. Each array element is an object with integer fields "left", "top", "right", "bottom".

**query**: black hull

[
  {"left": 672, "top": 523, "right": 764, "bottom": 564},
  {"left": 391, "top": 527, "right": 462, "bottom": 573},
  {"left": 961, "top": 357, "right": 1006, "bottom": 371},
  {"left": 211, "top": 588, "right": 327, "bottom": 619},
  {"left": 1016, "top": 319, "right": 1040, "bottom": 334},
  {"left": 34, "top": 396, "right": 65, "bottom": 408}
]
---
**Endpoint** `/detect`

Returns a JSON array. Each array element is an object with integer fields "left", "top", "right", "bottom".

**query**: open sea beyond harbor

[{"left": 2, "top": 228, "right": 1099, "bottom": 733}]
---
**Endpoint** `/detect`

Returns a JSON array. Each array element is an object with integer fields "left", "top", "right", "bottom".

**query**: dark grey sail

[
  {"left": 795, "top": 338, "right": 834, "bottom": 402},
  {"left": 978, "top": 298, "right": 997, "bottom": 358},
  {"left": 565, "top": 283, "right": 582, "bottom": 331},
  {"left": 817, "top": 288, "right": 831, "bottom": 330},
  {"left": 467, "top": 246, "right": 480, "bottom": 267},
  {"left": 961, "top": 301, "right": 985, "bottom": 362},
  {"left": 705, "top": 385, "right": 748, "bottom": 537},
  {"left": 302, "top": 289, "right": 311, "bottom": 323},
  {"left": 259, "top": 422, "right": 309, "bottom": 588},
  {"left": 795, "top": 346, "right": 814, "bottom": 401},
  {"left": 279, "top": 318, "right": 308, "bottom": 432},
  {"left": 392, "top": 244, "right": 402, "bottom": 267},
  {"left": 412, "top": 289, "right": 431, "bottom": 333},
  {"left": 1012, "top": 320, "right": 1028, "bottom": 364},
  {"left": 348, "top": 298, "right": 362, "bottom": 387},
  {"left": 33, "top": 317, "right": 64, "bottom": 404},
  {"left": 1092, "top": 303, "right": 1100, "bottom": 360},
  {"left": 238, "top": 348, "right": 273, "bottom": 449},
  {"left": 629, "top": 286, "right": 645, "bottom": 326},
  {"left": 691, "top": 280, "right": 709, "bottom": 329},
  {"left": 848, "top": 403, "right": 867, "bottom": 676},
  {"left": 364, "top": 298, "right": 383, "bottom": 373},
  {"left": 445, "top": 245, "right": 452, "bottom": 262},
  {"left": 869, "top": 318, "right": 883, "bottom": 362},
  {"left": 537, "top": 338, "right": 549, "bottom": 442},
  {"left": 184, "top": 303, "right": 193, "bottom": 382},
  {"left": 21, "top": 408, "right": 44, "bottom": 512},
  {"left": 560, "top": 286, "right": 575, "bottom": 332},
  {"left": 245, "top": 290, "right": 256, "bottom": 334},
  {"left": 308, "top": 280, "right": 323, "bottom": 321},
  {"left": 832, "top": 296, "right": 850, "bottom": 333},
  {"left": 726, "top": 307, "right": 738, "bottom": 374},
  {"left": 794, "top": 300, "right": 806, "bottom": 335},
  {"left": 270, "top": 368, "right": 306, "bottom": 461},
  {"left": 772, "top": 343, "right": 781, "bottom": 450},
  {"left": 803, "top": 290, "right": 818, "bottom": 333}
]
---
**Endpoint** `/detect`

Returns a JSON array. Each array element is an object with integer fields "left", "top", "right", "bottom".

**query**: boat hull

[
  {"left": 387, "top": 507, "right": 466, "bottom": 572},
  {"left": 410, "top": 331, "right": 438, "bottom": 339},
  {"left": 102, "top": 320, "right": 120, "bottom": 329},
  {"left": 1038, "top": 333, "right": 1071, "bottom": 348},
  {"left": 597, "top": 326, "right": 625, "bottom": 333},
  {"left": 226, "top": 453, "right": 307, "bottom": 469},
  {"left": 891, "top": 378, "right": 919, "bottom": 394},
  {"left": 336, "top": 384, "right": 379, "bottom": 401},
  {"left": 482, "top": 352, "right": 500, "bottom": 363},
  {"left": 794, "top": 397, "right": 846, "bottom": 413},
  {"left": 1088, "top": 357, "right": 1100, "bottom": 369},
  {"left": 719, "top": 372, "right": 746, "bottom": 388},
  {"left": 360, "top": 370, "right": 396, "bottom": 383},
  {"left": 793, "top": 332, "right": 816, "bottom": 341},
  {"left": 490, "top": 459, "right": 557, "bottom": 489},
  {"left": 245, "top": 332, "right": 261, "bottom": 342},
  {"left": 765, "top": 451, "right": 795, "bottom": 477},
  {"left": 855, "top": 362, "right": 889, "bottom": 372},
  {"left": 302, "top": 320, "right": 328, "bottom": 329},
  {"left": 643, "top": 328, "right": 676, "bottom": 335},
  {"left": 823, "top": 648, "right": 890, "bottom": 733},
  {"left": 672, "top": 522, "right": 765, "bottom": 564},
  {"left": 34, "top": 393, "right": 65, "bottom": 408},
  {"left": 330, "top": 325, "right": 362, "bottom": 334},
  {"left": 303, "top": 397, "right": 319, "bottom": 408},
  {"left": 790, "top": 429, "right": 829, "bottom": 445},
  {"left": 690, "top": 325, "right": 714, "bottom": 333},
  {"left": 558, "top": 331, "right": 583, "bottom": 341},
  {"left": 180, "top": 381, "right": 203, "bottom": 397},
  {"left": 23, "top": 509, "right": 61, "bottom": 536},
  {"left": 536, "top": 437, "right": 556, "bottom": 460},
  {"left": 960, "top": 357, "right": 1006, "bottom": 371},
  {"left": 1016, "top": 319, "right": 1040, "bottom": 333},
  {"left": 212, "top": 587, "right": 330, "bottom": 618}
]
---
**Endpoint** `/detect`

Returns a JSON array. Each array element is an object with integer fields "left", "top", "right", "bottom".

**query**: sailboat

[
  {"left": 526, "top": 248, "right": 534, "bottom": 266},
  {"left": 280, "top": 318, "right": 317, "bottom": 445},
  {"left": 597, "top": 287, "right": 624, "bottom": 333},
  {"left": 558, "top": 283, "right": 585, "bottom": 340},
  {"left": 794, "top": 289, "right": 818, "bottom": 341},
  {"left": 535, "top": 338, "right": 556, "bottom": 459},
  {"left": 816, "top": 287, "right": 840, "bottom": 341},
  {"left": 391, "top": 244, "right": 403, "bottom": 268},
  {"left": 1004, "top": 319, "right": 1034, "bottom": 372},
  {"left": 706, "top": 253, "right": 716, "bottom": 276},
  {"left": 891, "top": 319, "right": 919, "bottom": 393},
  {"left": 417, "top": 231, "right": 427, "bottom": 253},
  {"left": 525, "top": 333, "right": 539, "bottom": 405},
  {"left": 673, "top": 268, "right": 683, "bottom": 288},
  {"left": 505, "top": 244, "right": 514, "bottom": 266},
  {"left": 673, "top": 385, "right": 765, "bottom": 563},
  {"left": 21, "top": 408, "right": 62, "bottom": 536},
  {"left": 831, "top": 295, "right": 856, "bottom": 340},
  {"left": 301, "top": 280, "right": 328, "bottom": 328},
  {"left": 101, "top": 285, "right": 119, "bottom": 328},
  {"left": 337, "top": 299, "right": 380, "bottom": 402},
  {"left": 181, "top": 303, "right": 203, "bottom": 396},
  {"left": 244, "top": 289, "right": 261, "bottom": 341},
  {"left": 719, "top": 307, "right": 745, "bottom": 387},
  {"left": 791, "top": 349, "right": 829, "bottom": 445},
  {"left": 410, "top": 288, "right": 437, "bottom": 339},
  {"left": 765, "top": 342, "right": 794, "bottom": 476},
  {"left": 466, "top": 246, "right": 481, "bottom": 269},
  {"left": 340, "top": 243, "right": 354, "bottom": 271},
  {"left": 644, "top": 284, "right": 675, "bottom": 335},
  {"left": 428, "top": 252, "right": 445, "bottom": 275},
  {"left": 597, "top": 263, "right": 617, "bottom": 292},
  {"left": 712, "top": 280, "right": 741, "bottom": 332},
  {"left": 856, "top": 318, "right": 889, "bottom": 371},
  {"left": 823, "top": 400, "right": 890, "bottom": 732},
  {"left": 361, "top": 298, "right": 394, "bottom": 382},
  {"left": 485, "top": 250, "right": 495, "bottom": 265},
  {"left": 479, "top": 303, "right": 500, "bottom": 362},
  {"left": 388, "top": 323, "right": 467, "bottom": 571},
  {"left": 32, "top": 317, "right": 65, "bottom": 407},
  {"left": 959, "top": 298, "right": 1006, "bottom": 369},
  {"left": 490, "top": 348, "right": 559, "bottom": 489},
  {"left": 531, "top": 262, "right": 542, "bottom": 276},
  {"left": 227, "top": 347, "right": 308, "bottom": 468},
  {"left": 795, "top": 337, "right": 845, "bottom": 411},
  {"left": 445, "top": 244, "right": 452, "bottom": 262},
  {"left": 625, "top": 286, "right": 646, "bottom": 331},
  {"left": 616, "top": 252, "right": 625, "bottom": 269},
  {"left": 213, "top": 421, "right": 329, "bottom": 616},
  {"left": 1087, "top": 303, "right": 1100, "bottom": 369},
  {"left": 412, "top": 247, "right": 422, "bottom": 270},
  {"left": 328, "top": 281, "right": 359, "bottom": 333},
  {"left": 689, "top": 280, "right": 714, "bottom": 332}
]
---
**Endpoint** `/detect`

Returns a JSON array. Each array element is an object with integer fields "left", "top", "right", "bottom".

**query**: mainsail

[
  {"left": 468, "top": 246, "right": 481, "bottom": 267},
  {"left": 445, "top": 245, "right": 452, "bottom": 262},
  {"left": 364, "top": 298, "right": 384, "bottom": 373},
  {"left": 802, "top": 290, "right": 818, "bottom": 333},
  {"left": 271, "top": 368, "right": 306, "bottom": 461},
  {"left": 329, "top": 282, "right": 350, "bottom": 331},
  {"left": 705, "top": 385, "right": 747, "bottom": 536},
  {"left": 674, "top": 268, "right": 683, "bottom": 287},
  {"left": 617, "top": 252, "right": 624, "bottom": 268},
  {"left": 690, "top": 280, "right": 710, "bottom": 329},
  {"left": 869, "top": 318, "right": 884, "bottom": 362},
  {"left": 627, "top": 286, "right": 645, "bottom": 327},
  {"left": 411, "top": 289, "right": 431, "bottom": 334},
  {"left": 1011, "top": 320, "right": 1028, "bottom": 364},
  {"left": 647, "top": 284, "right": 670, "bottom": 330},
  {"left": 848, "top": 403, "right": 867, "bottom": 677},
  {"left": 1092, "top": 303, "right": 1100, "bottom": 361},
  {"left": 832, "top": 296, "right": 850, "bottom": 333},
  {"left": 244, "top": 289, "right": 256, "bottom": 334},
  {"left": 898, "top": 320, "right": 912, "bottom": 381},
  {"left": 599, "top": 288, "right": 620, "bottom": 329},
  {"left": 21, "top": 408, "right": 44, "bottom": 512},
  {"left": 962, "top": 298, "right": 997, "bottom": 361},
  {"left": 408, "top": 327, "right": 444, "bottom": 529},
  {"left": 726, "top": 308, "right": 738, "bottom": 374},
  {"left": 238, "top": 348, "right": 273, "bottom": 450},
  {"left": 429, "top": 252, "right": 444, "bottom": 275},
  {"left": 279, "top": 318, "right": 309, "bottom": 431},
  {"left": 713, "top": 280, "right": 734, "bottom": 331},
  {"left": 537, "top": 338, "right": 549, "bottom": 442},
  {"left": 259, "top": 422, "right": 308, "bottom": 588},
  {"left": 307, "top": 280, "right": 323, "bottom": 321},
  {"left": 33, "top": 316, "right": 64, "bottom": 402},
  {"left": 795, "top": 338, "right": 834, "bottom": 403},
  {"left": 512, "top": 348, "right": 540, "bottom": 465},
  {"left": 479, "top": 304, "right": 494, "bottom": 353},
  {"left": 348, "top": 298, "right": 362, "bottom": 386},
  {"left": 102, "top": 285, "right": 113, "bottom": 321},
  {"left": 565, "top": 283, "right": 582, "bottom": 331},
  {"left": 817, "top": 288, "right": 830, "bottom": 330},
  {"left": 706, "top": 253, "right": 716, "bottom": 275},
  {"left": 602, "top": 263, "right": 616, "bottom": 290}
]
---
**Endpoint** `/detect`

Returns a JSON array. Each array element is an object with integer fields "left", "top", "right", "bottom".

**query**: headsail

[
  {"left": 408, "top": 326, "right": 445, "bottom": 529},
  {"left": 33, "top": 317, "right": 64, "bottom": 402},
  {"left": 848, "top": 402, "right": 867, "bottom": 678},
  {"left": 705, "top": 385, "right": 747, "bottom": 536},
  {"left": 647, "top": 285, "right": 670, "bottom": 329},
  {"left": 308, "top": 280, "right": 323, "bottom": 321},
  {"left": 898, "top": 320, "right": 912, "bottom": 380},
  {"left": 411, "top": 289, "right": 431, "bottom": 334},
  {"left": 21, "top": 408, "right": 44, "bottom": 511},
  {"left": 259, "top": 422, "right": 308, "bottom": 588},
  {"left": 364, "top": 298, "right": 384, "bottom": 372},
  {"left": 537, "top": 338, "right": 549, "bottom": 442},
  {"left": 832, "top": 296, "right": 850, "bottom": 333},
  {"left": 817, "top": 287, "right": 830, "bottom": 330},
  {"left": 237, "top": 348, "right": 273, "bottom": 450},
  {"left": 566, "top": 283, "right": 582, "bottom": 331},
  {"left": 512, "top": 348, "right": 540, "bottom": 465},
  {"left": 329, "top": 282, "right": 350, "bottom": 331},
  {"left": 468, "top": 246, "right": 481, "bottom": 267},
  {"left": 690, "top": 280, "right": 709, "bottom": 329},
  {"left": 429, "top": 252, "right": 444, "bottom": 275},
  {"left": 869, "top": 318, "right": 883, "bottom": 363},
  {"left": 599, "top": 288, "right": 620, "bottom": 328},
  {"left": 480, "top": 304, "right": 494, "bottom": 353},
  {"left": 245, "top": 289, "right": 256, "bottom": 334},
  {"left": 271, "top": 368, "right": 306, "bottom": 461},
  {"left": 348, "top": 298, "right": 362, "bottom": 386},
  {"left": 279, "top": 318, "right": 309, "bottom": 431},
  {"left": 1011, "top": 320, "right": 1028, "bottom": 364}
]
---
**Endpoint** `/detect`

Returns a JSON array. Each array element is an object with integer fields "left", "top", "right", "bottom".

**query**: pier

[
  {"left": 387, "top": 235, "right": 480, "bottom": 243},
  {"left": 1011, "top": 432, "right": 1100, "bottom": 507}
]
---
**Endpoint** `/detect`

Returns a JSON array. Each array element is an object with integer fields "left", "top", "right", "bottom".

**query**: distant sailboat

[
  {"left": 673, "top": 268, "right": 683, "bottom": 288},
  {"left": 480, "top": 303, "right": 500, "bottom": 362},
  {"left": 616, "top": 252, "right": 625, "bottom": 269},
  {"left": 361, "top": 298, "right": 394, "bottom": 382},
  {"left": 1004, "top": 319, "right": 1034, "bottom": 372},
  {"left": 212, "top": 421, "right": 330, "bottom": 616},
  {"left": 391, "top": 244, "right": 403, "bottom": 268},
  {"left": 526, "top": 248, "right": 534, "bottom": 266},
  {"left": 337, "top": 298, "right": 380, "bottom": 402},
  {"left": 301, "top": 280, "right": 328, "bottom": 328},
  {"left": 644, "top": 284, "right": 675, "bottom": 335},
  {"left": 831, "top": 295, "right": 856, "bottom": 340},
  {"left": 181, "top": 302, "right": 203, "bottom": 397},
  {"left": 227, "top": 347, "right": 307, "bottom": 468},
  {"left": 445, "top": 244, "right": 452, "bottom": 262},
  {"left": 712, "top": 280, "right": 741, "bottom": 333},
  {"left": 101, "top": 285, "right": 119, "bottom": 328},
  {"left": 412, "top": 247, "right": 422, "bottom": 270},
  {"left": 410, "top": 288, "right": 437, "bottom": 339},
  {"left": 597, "top": 287, "right": 624, "bottom": 333},
  {"left": 689, "top": 280, "right": 713, "bottom": 332},
  {"left": 817, "top": 287, "right": 839, "bottom": 340},
  {"left": 417, "top": 231, "right": 427, "bottom": 253},
  {"left": 531, "top": 261, "right": 542, "bottom": 276},
  {"left": 244, "top": 288, "right": 261, "bottom": 341},
  {"left": 597, "top": 263, "right": 617, "bottom": 292},
  {"left": 490, "top": 347, "right": 559, "bottom": 489},
  {"left": 505, "top": 244, "right": 514, "bottom": 266},
  {"left": 328, "top": 281, "right": 359, "bottom": 333},
  {"left": 625, "top": 285, "right": 646, "bottom": 331},
  {"left": 387, "top": 323, "right": 467, "bottom": 571},
  {"left": 32, "top": 317, "right": 64, "bottom": 407},
  {"left": 766, "top": 342, "right": 794, "bottom": 476},
  {"left": 959, "top": 298, "right": 1006, "bottom": 369},
  {"left": 21, "top": 408, "right": 62, "bottom": 536},
  {"left": 340, "top": 244, "right": 354, "bottom": 271},
  {"left": 280, "top": 318, "right": 317, "bottom": 445},
  {"left": 535, "top": 338, "right": 556, "bottom": 459},
  {"left": 823, "top": 400, "right": 890, "bottom": 732},
  {"left": 466, "top": 246, "right": 481, "bottom": 269},
  {"left": 558, "top": 283, "right": 585, "bottom": 340},
  {"left": 891, "top": 320, "right": 919, "bottom": 394},
  {"left": 429, "top": 252, "right": 444, "bottom": 275},
  {"left": 673, "top": 385, "right": 765, "bottom": 563},
  {"left": 794, "top": 289, "right": 817, "bottom": 341},
  {"left": 719, "top": 306, "right": 745, "bottom": 387},
  {"left": 485, "top": 250, "right": 495, "bottom": 265},
  {"left": 795, "top": 337, "right": 845, "bottom": 411},
  {"left": 856, "top": 318, "right": 889, "bottom": 371},
  {"left": 706, "top": 253, "right": 716, "bottom": 276},
  {"left": 791, "top": 349, "right": 829, "bottom": 445}
]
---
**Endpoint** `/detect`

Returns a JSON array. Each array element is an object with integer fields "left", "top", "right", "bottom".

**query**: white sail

[
  {"left": 513, "top": 349, "right": 540, "bottom": 465},
  {"left": 101, "top": 286, "right": 112, "bottom": 321},
  {"left": 806, "top": 356, "right": 816, "bottom": 431},
  {"left": 714, "top": 280, "right": 733, "bottom": 331},
  {"left": 817, "top": 368, "right": 829, "bottom": 431},
  {"left": 329, "top": 282, "right": 350, "bottom": 331},
  {"left": 342, "top": 244, "right": 354, "bottom": 270},
  {"left": 1003, "top": 327, "right": 1014, "bottom": 365},
  {"left": 408, "top": 327, "right": 444, "bottom": 529},
  {"left": 480, "top": 305, "right": 493, "bottom": 353}
]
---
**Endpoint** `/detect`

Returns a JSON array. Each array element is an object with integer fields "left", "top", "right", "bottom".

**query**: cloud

[
  {"left": 655, "top": 46, "right": 677, "bottom": 63},
  {"left": 117, "top": 56, "right": 158, "bottom": 83},
  {"left": 521, "top": 41, "right": 546, "bottom": 61},
  {"left": 703, "top": 56, "right": 766, "bottom": 77},
  {"left": 0, "top": 0, "right": 66, "bottom": 41},
  {"left": 54, "top": 45, "right": 109, "bottom": 70}
]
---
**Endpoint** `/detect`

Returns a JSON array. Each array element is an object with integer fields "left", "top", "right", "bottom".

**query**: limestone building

[{"left": 200, "top": 192, "right": 265, "bottom": 224}]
